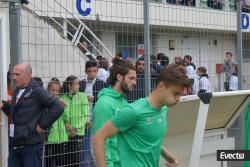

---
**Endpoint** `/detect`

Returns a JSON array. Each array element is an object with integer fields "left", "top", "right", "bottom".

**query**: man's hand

[
  {"left": 69, "top": 128, "right": 77, "bottom": 137},
  {"left": 87, "top": 96, "right": 94, "bottom": 103},
  {"left": 0, "top": 102, "right": 3, "bottom": 110},
  {"left": 86, "top": 121, "right": 92, "bottom": 128},
  {"left": 36, "top": 124, "right": 44, "bottom": 134},
  {"left": 161, "top": 147, "right": 179, "bottom": 167},
  {"left": 65, "top": 123, "right": 77, "bottom": 137},
  {"left": 166, "top": 155, "right": 178, "bottom": 167}
]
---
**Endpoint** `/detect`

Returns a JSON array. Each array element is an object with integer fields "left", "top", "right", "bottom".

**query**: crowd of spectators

[{"left": 1, "top": 43, "right": 238, "bottom": 166}]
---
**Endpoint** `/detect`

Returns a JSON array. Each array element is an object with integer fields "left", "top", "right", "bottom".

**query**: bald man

[{"left": 0, "top": 64, "right": 64, "bottom": 167}]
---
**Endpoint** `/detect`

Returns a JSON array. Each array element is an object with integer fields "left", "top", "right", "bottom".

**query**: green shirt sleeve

[{"left": 111, "top": 105, "right": 137, "bottom": 132}]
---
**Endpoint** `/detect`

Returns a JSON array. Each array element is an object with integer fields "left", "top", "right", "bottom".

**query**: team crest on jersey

[
  {"left": 146, "top": 117, "right": 152, "bottom": 124},
  {"left": 158, "top": 117, "right": 162, "bottom": 123}
]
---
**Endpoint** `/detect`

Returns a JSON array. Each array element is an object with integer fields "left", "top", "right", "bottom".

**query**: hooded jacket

[
  {"left": 60, "top": 92, "right": 89, "bottom": 136},
  {"left": 93, "top": 87, "right": 127, "bottom": 167}
]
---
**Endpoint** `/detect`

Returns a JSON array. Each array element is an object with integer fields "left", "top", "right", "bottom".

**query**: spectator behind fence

[
  {"left": 184, "top": 55, "right": 196, "bottom": 94},
  {"left": 150, "top": 54, "right": 163, "bottom": 74},
  {"left": 196, "top": 67, "right": 211, "bottom": 93},
  {"left": 174, "top": 56, "right": 183, "bottom": 65},
  {"left": 229, "top": 63, "right": 238, "bottom": 91},
  {"left": 45, "top": 77, "right": 69, "bottom": 167},
  {"left": 92, "top": 57, "right": 136, "bottom": 167},
  {"left": 32, "top": 76, "right": 43, "bottom": 87},
  {"left": 79, "top": 41, "right": 96, "bottom": 60},
  {"left": 157, "top": 52, "right": 169, "bottom": 68},
  {"left": 207, "top": 0, "right": 223, "bottom": 9},
  {"left": 79, "top": 60, "right": 107, "bottom": 166},
  {"left": 221, "top": 52, "right": 235, "bottom": 91},
  {"left": 166, "top": 0, "right": 195, "bottom": 6},
  {"left": 93, "top": 64, "right": 191, "bottom": 167},
  {"left": 80, "top": 60, "right": 108, "bottom": 105},
  {"left": 243, "top": 0, "right": 250, "bottom": 12},
  {"left": 97, "top": 57, "right": 110, "bottom": 82},
  {"left": 0, "top": 64, "right": 64, "bottom": 167},
  {"left": 127, "top": 57, "right": 158, "bottom": 102},
  {"left": 60, "top": 75, "right": 89, "bottom": 167}
]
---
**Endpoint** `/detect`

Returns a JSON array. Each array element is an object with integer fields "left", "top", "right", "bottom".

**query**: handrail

[{"left": 27, "top": 0, "right": 113, "bottom": 60}]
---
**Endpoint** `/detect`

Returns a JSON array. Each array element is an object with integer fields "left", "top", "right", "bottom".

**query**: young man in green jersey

[
  {"left": 92, "top": 57, "right": 136, "bottom": 167},
  {"left": 93, "top": 64, "right": 191, "bottom": 167}
]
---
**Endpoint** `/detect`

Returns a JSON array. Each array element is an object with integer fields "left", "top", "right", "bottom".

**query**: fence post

[
  {"left": 236, "top": 0, "right": 244, "bottom": 146},
  {"left": 9, "top": 0, "right": 21, "bottom": 67},
  {"left": 144, "top": 0, "right": 151, "bottom": 96}
]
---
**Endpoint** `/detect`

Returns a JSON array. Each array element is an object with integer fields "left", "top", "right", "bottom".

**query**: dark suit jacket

[{"left": 79, "top": 78, "right": 107, "bottom": 105}]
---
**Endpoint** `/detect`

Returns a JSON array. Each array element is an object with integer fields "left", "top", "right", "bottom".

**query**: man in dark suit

[
  {"left": 80, "top": 60, "right": 108, "bottom": 105},
  {"left": 79, "top": 60, "right": 107, "bottom": 166}
]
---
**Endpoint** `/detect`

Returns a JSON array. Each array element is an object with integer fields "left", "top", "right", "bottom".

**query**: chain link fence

[{"left": 1, "top": 0, "right": 250, "bottom": 166}]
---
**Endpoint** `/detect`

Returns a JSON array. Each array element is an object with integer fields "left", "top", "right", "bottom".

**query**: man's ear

[
  {"left": 156, "top": 81, "right": 168, "bottom": 90},
  {"left": 117, "top": 74, "right": 123, "bottom": 82}
]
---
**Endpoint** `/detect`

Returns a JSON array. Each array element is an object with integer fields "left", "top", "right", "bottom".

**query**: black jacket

[
  {"left": 79, "top": 78, "right": 107, "bottom": 105},
  {"left": 127, "top": 74, "right": 158, "bottom": 103},
  {"left": 5, "top": 79, "right": 64, "bottom": 147}
]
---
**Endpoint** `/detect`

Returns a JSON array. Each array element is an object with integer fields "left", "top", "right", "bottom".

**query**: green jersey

[
  {"left": 60, "top": 92, "right": 89, "bottom": 136},
  {"left": 243, "top": 101, "right": 250, "bottom": 167},
  {"left": 93, "top": 87, "right": 127, "bottom": 167},
  {"left": 111, "top": 98, "right": 168, "bottom": 167}
]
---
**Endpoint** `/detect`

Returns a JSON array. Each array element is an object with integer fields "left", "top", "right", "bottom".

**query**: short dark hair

[
  {"left": 99, "top": 57, "right": 109, "bottom": 71},
  {"left": 33, "top": 76, "right": 43, "bottom": 86},
  {"left": 116, "top": 53, "right": 123, "bottom": 58},
  {"left": 85, "top": 60, "right": 98, "bottom": 71},
  {"left": 197, "top": 67, "right": 207, "bottom": 74},
  {"left": 184, "top": 55, "right": 192, "bottom": 61},
  {"left": 156, "top": 64, "right": 191, "bottom": 87},
  {"left": 108, "top": 57, "right": 136, "bottom": 86},
  {"left": 226, "top": 52, "right": 233, "bottom": 57}
]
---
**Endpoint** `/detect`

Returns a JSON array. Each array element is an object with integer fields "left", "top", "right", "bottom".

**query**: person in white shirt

[
  {"left": 196, "top": 67, "right": 211, "bottom": 93},
  {"left": 97, "top": 57, "right": 110, "bottom": 82},
  {"left": 184, "top": 55, "right": 196, "bottom": 94},
  {"left": 229, "top": 63, "right": 238, "bottom": 91}
]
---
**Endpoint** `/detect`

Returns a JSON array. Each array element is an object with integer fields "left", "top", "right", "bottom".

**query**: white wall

[
  {"left": 28, "top": 0, "right": 237, "bottom": 32},
  {"left": 21, "top": 8, "right": 87, "bottom": 83},
  {"left": 101, "top": 31, "right": 116, "bottom": 60}
]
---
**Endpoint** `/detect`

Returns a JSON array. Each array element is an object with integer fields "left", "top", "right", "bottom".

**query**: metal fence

[{"left": 1, "top": 0, "right": 250, "bottom": 166}]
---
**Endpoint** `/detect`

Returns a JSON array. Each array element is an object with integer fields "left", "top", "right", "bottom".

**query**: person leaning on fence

[
  {"left": 93, "top": 64, "right": 191, "bottom": 167},
  {"left": 92, "top": 57, "right": 136, "bottom": 167},
  {"left": 0, "top": 64, "right": 64, "bottom": 167},
  {"left": 45, "top": 77, "right": 69, "bottom": 167},
  {"left": 60, "top": 75, "right": 89, "bottom": 167}
]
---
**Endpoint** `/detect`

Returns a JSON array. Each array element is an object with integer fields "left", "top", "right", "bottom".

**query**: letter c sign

[{"left": 76, "top": 0, "right": 91, "bottom": 16}]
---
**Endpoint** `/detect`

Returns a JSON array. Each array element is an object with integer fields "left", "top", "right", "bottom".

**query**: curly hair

[{"left": 108, "top": 57, "right": 136, "bottom": 86}]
